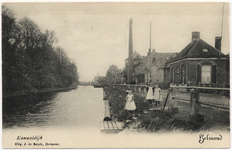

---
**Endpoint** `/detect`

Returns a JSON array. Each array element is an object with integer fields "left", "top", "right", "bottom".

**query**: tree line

[
  {"left": 79, "top": 81, "right": 93, "bottom": 86},
  {"left": 94, "top": 65, "right": 123, "bottom": 87},
  {"left": 2, "top": 6, "right": 79, "bottom": 93}
]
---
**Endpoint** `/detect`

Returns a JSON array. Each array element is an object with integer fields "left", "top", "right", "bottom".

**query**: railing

[
  {"left": 113, "top": 84, "right": 229, "bottom": 95},
  {"left": 171, "top": 86, "right": 230, "bottom": 91},
  {"left": 171, "top": 86, "right": 230, "bottom": 111},
  {"left": 113, "top": 84, "right": 230, "bottom": 111},
  {"left": 112, "top": 84, "right": 148, "bottom": 97},
  {"left": 111, "top": 84, "right": 229, "bottom": 123}
]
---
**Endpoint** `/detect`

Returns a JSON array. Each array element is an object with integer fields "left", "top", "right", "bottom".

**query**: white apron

[
  {"left": 146, "top": 87, "right": 154, "bottom": 100},
  {"left": 154, "top": 88, "right": 162, "bottom": 101},
  {"left": 125, "top": 95, "right": 136, "bottom": 110}
]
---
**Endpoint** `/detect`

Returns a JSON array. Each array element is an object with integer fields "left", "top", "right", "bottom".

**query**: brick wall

[
  {"left": 169, "top": 59, "right": 229, "bottom": 86},
  {"left": 169, "top": 60, "right": 187, "bottom": 84},
  {"left": 150, "top": 65, "right": 164, "bottom": 83},
  {"left": 163, "top": 68, "right": 171, "bottom": 84}
]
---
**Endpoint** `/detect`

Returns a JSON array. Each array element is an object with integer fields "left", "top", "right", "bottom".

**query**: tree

[
  {"left": 105, "top": 65, "right": 122, "bottom": 84},
  {"left": 2, "top": 5, "right": 19, "bottom": 91},
  {"left": 2, "top": 6, "right": 79, "bottom": 94},
  {"left": 97, "top": 76, "right": 106, "bottom": 86}
]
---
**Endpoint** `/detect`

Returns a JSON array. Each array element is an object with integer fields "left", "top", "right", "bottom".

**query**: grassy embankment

[{"left": 105, "top": 86, "right": 229, "bottom": 132}]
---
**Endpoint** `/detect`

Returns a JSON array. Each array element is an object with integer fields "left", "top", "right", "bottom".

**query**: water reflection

[
  {"left": 3, "top": 92, "right": 58, "bottom": 128},
  {"left": 3, "top": 86, "right": 104, "bottom": 130}
]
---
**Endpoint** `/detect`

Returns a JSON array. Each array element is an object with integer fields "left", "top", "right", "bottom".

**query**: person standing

[
  {"left": 153, "top": 84, "right": 162, "bottom": 105},
  {"left": 124, "top": 90, "right": 136, "bottom": 113},
  {"left": 146, "top": 83, "right": 155, "bottom": 106}
]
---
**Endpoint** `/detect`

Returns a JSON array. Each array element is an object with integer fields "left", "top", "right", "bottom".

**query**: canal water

[
  {"left": 2, "top": 86, "right": 230, "bottom": 148},
  {"left": 3, "top": 86, "right": 104, "bottom": 129}
]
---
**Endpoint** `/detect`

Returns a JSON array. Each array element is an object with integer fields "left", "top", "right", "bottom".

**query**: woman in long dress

[
  {"left": 146, "top": 83, "right": 155, "bottom": 105},
  {"left": 124, "top": 90, "right": 136, "bottom": 113}
]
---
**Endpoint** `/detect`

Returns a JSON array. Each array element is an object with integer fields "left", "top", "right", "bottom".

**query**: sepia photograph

[{"left": 2, "top": 1, "right": 230, "bottom": 148}]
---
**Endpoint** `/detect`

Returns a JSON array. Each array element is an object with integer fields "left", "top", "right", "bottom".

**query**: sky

[{"left": 4, "top": 2, "right": 230, "bottom": 81}]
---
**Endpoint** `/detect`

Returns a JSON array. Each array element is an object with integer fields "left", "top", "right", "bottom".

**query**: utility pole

[
  {"left": 218, "top": 3, "right": 224, "bottom": 80},
  {"left": 147, "top": 21, "right": 152, "bottom": 84},
  {"left": 150, "top": 21, "right": 151, "bottom": 52}
]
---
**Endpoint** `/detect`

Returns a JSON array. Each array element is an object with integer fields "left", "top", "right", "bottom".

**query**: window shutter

[
  {"left": 197, "top": 65, "right": 201, "bottom": 84},
  {"left": 211, "top": 65, "right": 216, "bottom": 83}
]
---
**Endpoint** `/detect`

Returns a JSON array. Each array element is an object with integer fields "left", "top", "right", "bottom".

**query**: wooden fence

[{"left": 113, "top": 84, "right": 230, "bottom": 111}]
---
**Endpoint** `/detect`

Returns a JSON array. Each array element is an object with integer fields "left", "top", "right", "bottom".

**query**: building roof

[
  {"left": 125, "top": 51, "right": 143, "bottom": 61},
  {"left": 155, "top": 53, "right": 177, "bottom": 68},
  {"left": 132, "top": 51, "right": 143, "bottom": 59},
  {"left": 169, "top": 39, "right": 226, "bottom": 62},
  {"left": 149, "top": 50, "right": 176, "bottom": 68}
]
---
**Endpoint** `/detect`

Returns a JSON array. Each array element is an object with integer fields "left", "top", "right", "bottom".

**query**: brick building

[
  {"left": 124, "top": 51, "right": 143, "bottom": 83},
  {"left": 133, "top": 49, "right": 176, "bottom": 85},
  {"left": 121, "top": 19, "right": 229, "bottom": 88},
  {"left": 165, "top": 32, "right": 230, "bottom": 87},
  {"left": 123, "top": 49, "right": 176, "bottom": 86},
  {"left": 122, "top": 18, "right": 177, "bottom": 86}
]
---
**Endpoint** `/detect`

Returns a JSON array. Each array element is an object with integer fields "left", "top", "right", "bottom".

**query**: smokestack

[
  {"left": 215, "top": 37, "right": 222, "bottom": 51},
  {"left": 127, "top": 18, "right": 134, "bottom": 84},
  {"left": 129, "top": 18, "right": 133, "bottom": 57},
  {"left": 192, "top": 32, "right": 200, "bottom": 41}
]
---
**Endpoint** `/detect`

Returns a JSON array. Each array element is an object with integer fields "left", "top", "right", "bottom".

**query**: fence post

[
  {"left": 103, "top": 100, "right": 111, "bottom": 121},
  {"left": 166, "top": 88, "right": 178, "bottom": 113},
  {"left": 134, "top": 86, "right": 137, "bottom": 94},
  {"left": 168, "top": 88, "right": 176, "bottom": 108},
  {"left": 189, "top": 88, "right": 204, "bottom": 122},
  {"left": 138, "top": 86, "right": 141, "bottom": 95},
  {"left": 141, "top": 87, "right": 144, "bottom": 96},
  {"left": 144, "top": 86, "right": 147, "bottom": 97},
  {"left": 163, "top": 88, "right": 171, "bottom": 110},
  {"left": 190, "top": 89, "right": 199, "bottom": 115},
  {"left": 223, "top": 82, "right": 226, "bottom": 95}
]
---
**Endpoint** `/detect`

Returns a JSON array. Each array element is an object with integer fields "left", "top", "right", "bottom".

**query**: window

[
  {"left": 203, "top": 49, "right": 208, "bottom": 53},
  {"left": 201, "top": 65, "right": 211, "bottom": 83}
]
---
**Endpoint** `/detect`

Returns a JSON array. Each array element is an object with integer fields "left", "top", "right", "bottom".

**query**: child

[
  {"left": 124, "top": 90, "right": 136, "bottom": 113},
  {"left": 153, "top": 84, "right": 162, "bottom": 105},
  {"left": 146, "top": 83, "right": 155, "bottom": 106}
]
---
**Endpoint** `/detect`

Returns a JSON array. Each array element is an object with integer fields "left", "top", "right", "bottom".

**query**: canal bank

[
  {"left": 104, "top": 86, "right": 230, "bottom": 132},
  {"left": 3, "top": 85, "right": 77, "bottom": 98}
]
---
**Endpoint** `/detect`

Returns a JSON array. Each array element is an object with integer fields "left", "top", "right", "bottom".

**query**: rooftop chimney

[
  {"left": 215, "top": 37, "right": 222, "bottom": 51},
  {"left": 192, "top": 32, "right": 200, "bottom": 41}
]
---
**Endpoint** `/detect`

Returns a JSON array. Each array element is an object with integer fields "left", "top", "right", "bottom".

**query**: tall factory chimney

[
  {"left": 129, "top": 18, "right": 133, "bottom": 58},
  {"left": 127, "top": 18, "right": 134, "bottom": 84}
]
